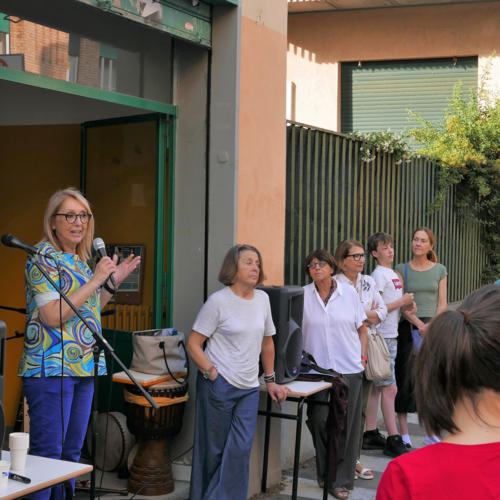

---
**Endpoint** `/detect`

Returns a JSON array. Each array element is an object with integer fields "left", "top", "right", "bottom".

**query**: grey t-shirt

[{"left": 192, "top": 287, "right": 275, "bottom": 389}]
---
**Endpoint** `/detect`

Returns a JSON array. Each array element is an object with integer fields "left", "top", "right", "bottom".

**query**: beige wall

[
  {"left": 238, "top": 1, "right": 288, "bottom": 494},
  {"left": 238, "top": 0, "right": 288, "bottom": 286},
  {"left": 288, "top": 1, "right": 500, "bottom": 131}
]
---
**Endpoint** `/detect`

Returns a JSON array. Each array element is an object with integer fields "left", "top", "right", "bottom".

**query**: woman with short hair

[
  {"left": 334, "top": 240, "right": 388, "bottom": 478},
  {"left": 187, "top": 244, "right": 287, "bottom": 500},
  {"left": 302, "top": 248, "right": 368, "bottom": 500},
  {"left": 377, "top": 284, "right": 500, "bottom": 499}
]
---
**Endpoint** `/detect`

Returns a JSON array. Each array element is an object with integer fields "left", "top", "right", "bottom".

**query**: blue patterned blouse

[{"left": 18, "top": 242, "right": 107, "bottom": 377}]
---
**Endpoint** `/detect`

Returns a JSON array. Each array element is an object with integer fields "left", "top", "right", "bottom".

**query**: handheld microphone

[
  {"left": 1, "top": 234, "right": 55, "bottom": 260},
  {"left": 93, "top": 238, "right": 116, "bottom": 289}
]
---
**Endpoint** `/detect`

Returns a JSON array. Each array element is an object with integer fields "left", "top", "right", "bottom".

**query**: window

[{"left": 99, "top": 56, "right": 117, "bottom": 91}]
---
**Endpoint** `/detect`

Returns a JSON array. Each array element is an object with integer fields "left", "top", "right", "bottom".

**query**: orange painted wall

[
  {"left": 288, "top": 1, "right": 500, "bottom": 130},
  {"left": 0, "top": 125, "right": 81, "bottom": 427},
  {"left": 238, "top": 5, "right": 288, "bottom": 286}
]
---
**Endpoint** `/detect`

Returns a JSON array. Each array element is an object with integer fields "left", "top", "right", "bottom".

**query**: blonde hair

[{"left": 41, "top": 188, "right": 94, "bottom": 261}]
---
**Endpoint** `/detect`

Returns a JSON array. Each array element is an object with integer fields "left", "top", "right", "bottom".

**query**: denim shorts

[{"left": 374, "top": 337, "right": 397, "bottom": 387}]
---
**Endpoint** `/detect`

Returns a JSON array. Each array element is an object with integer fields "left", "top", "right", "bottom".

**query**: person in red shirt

[{"left": 377, "top": 283, "right": 500, "bottom": 500}]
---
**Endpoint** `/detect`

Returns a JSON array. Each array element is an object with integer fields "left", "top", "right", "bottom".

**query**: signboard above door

[{"left": 73, "top": 0, "right": 236, "bottom": 48}]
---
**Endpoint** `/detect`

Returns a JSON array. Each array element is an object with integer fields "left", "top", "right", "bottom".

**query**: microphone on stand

[
  {"left": 92, "top": 238, "right": 117, "bottom": 289},
  {"left": 1, "top": 234, "right": 55, "bottom": 260}
]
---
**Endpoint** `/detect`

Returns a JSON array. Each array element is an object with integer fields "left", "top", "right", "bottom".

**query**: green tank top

[{"left": 395, "top": 262, "right": 447, "bottom": 318}]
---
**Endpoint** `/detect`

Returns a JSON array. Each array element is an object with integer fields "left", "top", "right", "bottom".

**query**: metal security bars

[{"left": 285, "top": 121, "right": 488, "bottom": 303}]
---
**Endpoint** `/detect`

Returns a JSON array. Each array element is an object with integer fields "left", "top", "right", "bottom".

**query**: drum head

[{"left": 86, "top": 411, "right": 135, "bottom": 472}]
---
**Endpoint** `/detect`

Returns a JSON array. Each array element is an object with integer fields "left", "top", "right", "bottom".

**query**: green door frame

[
  {"left": 0, "top": 65, "right": 177, "bottom": 329},
  {"left": 81, "top": 113, "right": 176, "bottom": 329}
]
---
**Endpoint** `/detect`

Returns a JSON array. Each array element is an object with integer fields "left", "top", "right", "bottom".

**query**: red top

[{"left": 377, "top": 441, "right": 500, "bottom": 500}]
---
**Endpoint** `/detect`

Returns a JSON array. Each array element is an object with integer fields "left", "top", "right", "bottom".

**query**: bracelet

[
  {"left": 103, "top": 282, "right": 116, "bottom": 294},
  {"left": 203, "top": 365, "right": 216, "bottom": 379},
  {"left": 263, "top": 372, "right": 276, "bottom": 383},
  {"left": 361, "top": 355, "right": 368, "bottom": 362}
]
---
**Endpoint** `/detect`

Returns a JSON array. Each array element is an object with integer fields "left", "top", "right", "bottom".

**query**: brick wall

[
  {"left": 10, "top": 20, "right": 69, "bottom": 80},
  {"left": 9, "top": 21, "right": 101, "bottom": 88}
]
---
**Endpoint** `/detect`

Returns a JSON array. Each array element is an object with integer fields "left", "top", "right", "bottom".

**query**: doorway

[
  {"left": 82, "top": 113, "right": 173, "bottom": 332},
  {"left": 0, "top": 79, "right": 176, "bottom": 429}
]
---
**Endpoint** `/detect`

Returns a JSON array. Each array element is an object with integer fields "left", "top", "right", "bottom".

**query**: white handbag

[{"left": 364, "top": 331, "right": 391, "bottom": 381}]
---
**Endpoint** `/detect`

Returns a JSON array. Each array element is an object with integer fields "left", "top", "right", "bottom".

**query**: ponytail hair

[
  {"left": 413, "top": 226, "right": 437, "bottom": 263},
  {"left": 414, "top": 284, "right": 500, "bottom": 438}
]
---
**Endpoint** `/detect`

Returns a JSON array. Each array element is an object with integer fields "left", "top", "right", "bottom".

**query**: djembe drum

[{"left": 124, "top": 379, "right": 188, "bottom": 495}]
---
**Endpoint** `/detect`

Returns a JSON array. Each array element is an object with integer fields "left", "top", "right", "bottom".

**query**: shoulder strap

[{"left": 404, "top": 263, "right": 408, "bottom": 293}]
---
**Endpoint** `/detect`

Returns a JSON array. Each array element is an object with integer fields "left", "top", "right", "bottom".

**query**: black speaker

[{"left": 260, "top": 286, "right": 304, "bottom": 384}]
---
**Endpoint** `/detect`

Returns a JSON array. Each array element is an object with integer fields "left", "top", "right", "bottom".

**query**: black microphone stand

[{"left": 29, "top": 254, "right": 159, "bottom": 500}]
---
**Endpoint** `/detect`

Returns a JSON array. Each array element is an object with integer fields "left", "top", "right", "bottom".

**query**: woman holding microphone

[{"left": 20, "top": 187, "right": 140, "bottom": 500}]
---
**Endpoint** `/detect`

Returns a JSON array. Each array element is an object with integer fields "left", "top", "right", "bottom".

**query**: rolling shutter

[{"left": 341, "top": 57, "right": 478, "bottom": 134}]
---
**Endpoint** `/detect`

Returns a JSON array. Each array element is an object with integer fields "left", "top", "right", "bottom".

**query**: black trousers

[{"left": 394, "top": 318, "right": 430, "bottom": 413}]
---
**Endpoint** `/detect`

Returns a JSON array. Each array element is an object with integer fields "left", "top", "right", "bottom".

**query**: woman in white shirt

[
  {"left": 334, "top": 240, "right": 387, "bottom": 481},
  {"left": 302, "top": 249, "right": 368, "bottom": 500},
  {"left": 186, "top": 244, "right": 287, "bottom": 500}
]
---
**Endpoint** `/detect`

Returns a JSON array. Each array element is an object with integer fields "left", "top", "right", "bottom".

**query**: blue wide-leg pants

[
  {"left": 23, "top": 376, "right": 94, "bottom": 500},
  {"left": 189, "top": 372, "right": 260, "bottom": 500}
]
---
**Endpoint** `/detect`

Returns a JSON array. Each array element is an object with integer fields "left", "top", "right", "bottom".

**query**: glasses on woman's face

[
  {"left": 307, "top": 260, "right": 328, "bottom": 269},
  {"left": 345, "top": 253, "right": 365, "bottom": 261},
  {"left": 54, "top": 212, "right": 92, "bottom": 224}
]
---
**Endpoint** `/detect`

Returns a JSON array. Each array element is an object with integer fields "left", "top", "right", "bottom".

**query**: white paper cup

[
  {"left": 0, "top": 460, "right": 10, "bottom": 487},
  {"left": 9, "top": 433, "right": 29, "bottom": 471}
]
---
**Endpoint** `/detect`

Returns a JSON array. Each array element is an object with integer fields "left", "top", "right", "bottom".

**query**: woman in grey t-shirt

[{"left": 187, "top": 244, "right": 287, "bottom": 500}]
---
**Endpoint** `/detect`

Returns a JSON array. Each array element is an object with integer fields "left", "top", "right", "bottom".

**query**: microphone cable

[
  {"left": 97, "top": 273, "right": 119, "bottom": 495},
  {"left": 57, "top": 257, "right": 65, "bottom": 464}
]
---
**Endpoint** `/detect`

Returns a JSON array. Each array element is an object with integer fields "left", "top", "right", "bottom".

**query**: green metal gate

[{"left": 285, "top": 121, "right": 488, "bottom": 303}]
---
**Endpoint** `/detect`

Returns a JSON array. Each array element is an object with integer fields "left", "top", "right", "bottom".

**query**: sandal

[
  {"left": 355, "top": 460, "right": 374, "bottom": 480},
  {"left": 330, "top": 487, "right": 350, "bottom": 499}
]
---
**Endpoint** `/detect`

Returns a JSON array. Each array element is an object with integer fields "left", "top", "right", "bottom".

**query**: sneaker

[
  {"left": 383, "top": 434, "right": 411, "bottom": 457},
  {"left": 362, "top": 428, "right": 387, "bottom": 450}
]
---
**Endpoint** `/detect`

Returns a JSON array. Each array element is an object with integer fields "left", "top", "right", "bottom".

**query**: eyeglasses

[
  {"left": 345, "top": 253, "right": 365, "bottom": 261},
  {"left": 307, "top": 260, "right": 329, "bottom": 269},
  {"left": 54, "top": 213, "right": 92, "bottom": 224}
]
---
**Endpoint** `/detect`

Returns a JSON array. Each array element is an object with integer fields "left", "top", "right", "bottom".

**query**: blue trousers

[
  {"left": 189, "top": 373, "right": 260, "bottom": 500},
  {"left": 23, "top": 376, "right": 94, "bottom": 500}
]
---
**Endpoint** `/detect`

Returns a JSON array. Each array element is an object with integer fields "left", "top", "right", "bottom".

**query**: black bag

[{"left": 300, "top": 350, "right": 342, "bottom": 379}]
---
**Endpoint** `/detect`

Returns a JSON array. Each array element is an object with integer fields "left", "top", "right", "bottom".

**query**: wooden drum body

[{"left": 124, "top": 380, "right": 188, "bottom": 496}]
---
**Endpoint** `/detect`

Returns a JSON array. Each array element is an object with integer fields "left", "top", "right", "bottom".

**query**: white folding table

[{"left": 0, "top": 451, "right": 92, "bottom": 500}]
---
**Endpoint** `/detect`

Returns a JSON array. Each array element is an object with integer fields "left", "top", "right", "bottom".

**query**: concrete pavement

[
  {"left": 74, "top": 414, "right": 425, "bottom": 500},
  {"left": 251, "top": 412, "right": 425, "bottom": 500}
]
